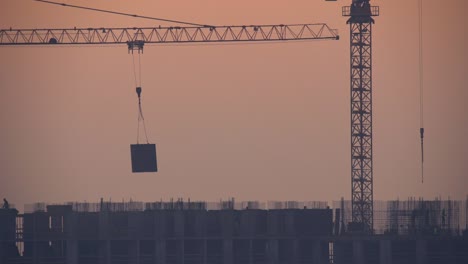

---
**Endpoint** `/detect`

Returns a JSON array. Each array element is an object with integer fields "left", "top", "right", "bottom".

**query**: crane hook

[
  {"left": 420, "top": 127, "right": 425, "bottom": 183},
  {"left": 136, "top": 86, "right": 142, "bottom": 99}
]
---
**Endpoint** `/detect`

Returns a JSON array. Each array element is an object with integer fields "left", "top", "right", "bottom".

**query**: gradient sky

[{"left": 0, "top": 0, "right": 467, "bottom": 210}]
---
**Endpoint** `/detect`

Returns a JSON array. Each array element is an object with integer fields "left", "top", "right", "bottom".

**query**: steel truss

[
  {"left": 344, "top": 1, "right": 379, "bottom": 233},
  {"left": 0, "top": 24, "right": 338, "bottom": 46}
]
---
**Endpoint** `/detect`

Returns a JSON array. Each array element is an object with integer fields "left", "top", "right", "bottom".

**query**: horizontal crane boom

[{"left": 0, "top": 24, "right": 338, "bottom": 46}]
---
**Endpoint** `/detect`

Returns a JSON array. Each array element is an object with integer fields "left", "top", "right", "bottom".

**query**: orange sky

[{"left": 0, "top": 0, "right": 467, "bottom": 210}]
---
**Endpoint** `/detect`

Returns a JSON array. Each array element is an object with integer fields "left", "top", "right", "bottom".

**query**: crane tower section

[{"left": 343, "top": 0, "right": 379, "bottom": 233}]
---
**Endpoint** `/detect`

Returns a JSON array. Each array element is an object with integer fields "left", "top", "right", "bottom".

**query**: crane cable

[
  {"left": 133, "top": 52, "right": 149, "bottom": 144},
  {"left": 419, "top": 0, "right": 425, "bottom": 183},
  {"left": 33, "top": 0, "right": 212, "bottom": 27}
]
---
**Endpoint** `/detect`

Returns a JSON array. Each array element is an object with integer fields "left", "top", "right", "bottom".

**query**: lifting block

[{"left": 130, "top": 144, "right": 157, "bottom": 173}]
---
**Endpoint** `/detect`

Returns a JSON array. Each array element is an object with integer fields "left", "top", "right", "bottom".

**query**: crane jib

[{"left": 0, "top": 24, "right": 339, "bottom": 46}]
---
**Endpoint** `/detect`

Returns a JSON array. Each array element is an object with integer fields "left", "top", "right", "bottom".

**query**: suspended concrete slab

[{"left": 130, "top": 144, "right": 157, "bottom": 173}]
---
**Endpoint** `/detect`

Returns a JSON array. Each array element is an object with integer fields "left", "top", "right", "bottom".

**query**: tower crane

[
  {"left": 0, "top": 0, "right": 379, "bottom": 233},
  {"left": 342, "top": 0, "right": 379, "bottom": 233}
]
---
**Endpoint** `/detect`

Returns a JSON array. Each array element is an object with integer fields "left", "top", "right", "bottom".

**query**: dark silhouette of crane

[
  {"left": 0, "top": 24, "right": 338, "bottom": 47},
  {"left": 342, "top": 0, "right": 379, "bottom": 233},
  {"left": 0, "top": 0, "right": 381, "bottom": 233}
]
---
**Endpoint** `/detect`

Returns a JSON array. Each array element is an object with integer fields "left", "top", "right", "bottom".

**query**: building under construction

[
  {"left": 3, "top": 2, "right": 461, "bottom": 263},
  {"left": 1, "top": 198, "right": 467, "bottom": 264}
]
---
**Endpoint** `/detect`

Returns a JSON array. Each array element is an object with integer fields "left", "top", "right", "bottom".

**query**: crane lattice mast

[{"left": 343, "top": 0, "right": 379, "bottom": 233}]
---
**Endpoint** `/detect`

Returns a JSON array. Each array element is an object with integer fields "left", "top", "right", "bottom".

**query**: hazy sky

[{"left": 0, "top": 0, "right": 467, "bottom": 210}]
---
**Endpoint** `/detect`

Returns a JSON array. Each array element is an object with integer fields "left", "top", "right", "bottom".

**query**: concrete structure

[
  {"left": 4, "top": 203, "right": 333, "bottom": 264},
  {"left": 0, "top": 208, "right": 20, "bottom": 263},
  {"left": 1, "top": 200, "right": 468, "bottom": 264}
]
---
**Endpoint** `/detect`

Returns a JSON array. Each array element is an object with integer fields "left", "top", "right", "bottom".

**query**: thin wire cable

[
  {"left": 136, "top": 99, "right": 150, "bottom": 144},
  {"left": 132, "top": 53, "right": 141, "bottom": 143},
  {"left": 137, "top": 53, "right": 149, "bottom": 143},
  {"left": 132, "top": 51, "right": 149, "bottom": 144},
  {"left": 137, "top": 103, "right": 141, "bottom": 144},
  {"left": 419, "top": 0, "right": 424, "bottom": 128},
  {"left": 136, "top": 99, "right": 149, "bottom": 144},
  {"left": 34, "top": 0, "right": 212, "bottom": 27},
  {"left": 138, "top": 52, "right": 142, "bottom": 87},
  {"left": 140, "top": 104, "right": 150, "bottom": 144},
  {"left": 132, "top": 54, "right": 138, "bottom": 87},
  {"left": 419, "top": 0, "right": 425, "bottom": 183}
]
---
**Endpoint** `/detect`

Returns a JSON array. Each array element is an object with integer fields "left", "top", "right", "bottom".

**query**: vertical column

[
  {"left": 174, "top": 211, "right": 184, "bottom": 237},
  {"left": 106, "top": 240, "right": 112, "bottom": 264},
  {"left": 249, "top": 239, "right": 253, "bottom": 264},
  {"left": 353, "top": 240, "right": 365, "bottom": 264},
  {"left": 292, "top": 239, "right": 299, "bottom": 264},
  {"left": 65, "top": 213, "right": 78, "bottom": 264},
  {"left": 312, "top": 241, "right": 322, "bottom": 264},
  {"left": 349, "top": 20, "right": 374, "bottom": 233},
  {"left": 221, "top": 210, "right": 233, "bottom": 264},
  {"left": 203, "top": 239, "right": 207, "bottom": 264},
  {"left": 343, "top": 2, "right": 379, "bottom": 233},
  {"left": 0, "top": 242, "right": 3, "bottom": 264},
  {"left": 416, "top": 239, "right": 427, "bottom": 264},
  {"left": 267, "top": 239, "right": 279, "bottom": 264},
  {"left": 223, "top": 239, "right": 233, "bottom": 264},
  {"left": 32, "top": 241, "right": 38, "bottom": 264},
  {"left": 129, "top": 240, "right": 140, "bottom": 264},
  {"left": 66, "top": 239, "right": 78, "bottom": 264},
  {"left": 98, "top": 210, "right": 110, "bottom": 264},
  {"left": 174, "top": 211, "right": 184, "bottom": 264},
  {"left": 155, "top": 239, "right": 166, "bottom": 264},
  {"left": 267, "top": 211, "right": 279, "bottom": 264},
  {"left": 179, "top": 240, "right": 184, "bottom": 264},
  {"left": 98, "top": 240, "right": 111, "bottom": 264},
  {"left": 379, "top": 240, "right": 391, "bottom": 264},
  {"left": 154, "top": 210, "right": 165, "bottom": 264}
]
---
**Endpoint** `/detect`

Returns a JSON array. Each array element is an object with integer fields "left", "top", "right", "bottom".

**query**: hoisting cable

[
  {"left": 132, "top": 53, "right": 138, "bottom": 87},
  {"left": 139, "top": 52, "right": 142, "bottom": 89},
  {"left": 33, "top": 0, "right": 213, "bottom": 27},
  {"left": 133, "top": 52, "right": 149, "bottom": 144},
  {"left": 418, "top": 0, "right": 425, "bottom": 183}
]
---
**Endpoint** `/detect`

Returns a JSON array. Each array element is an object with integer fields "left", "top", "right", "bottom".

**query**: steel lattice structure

[
  {"left": 1, "top": 1, "right": 384, "bottom": 234},
  {"left": 0, "top": 24, "right": 338, "bottom": 46},
  {"left": 343, "top": 0, "right": 379, "bottom": 233}
]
